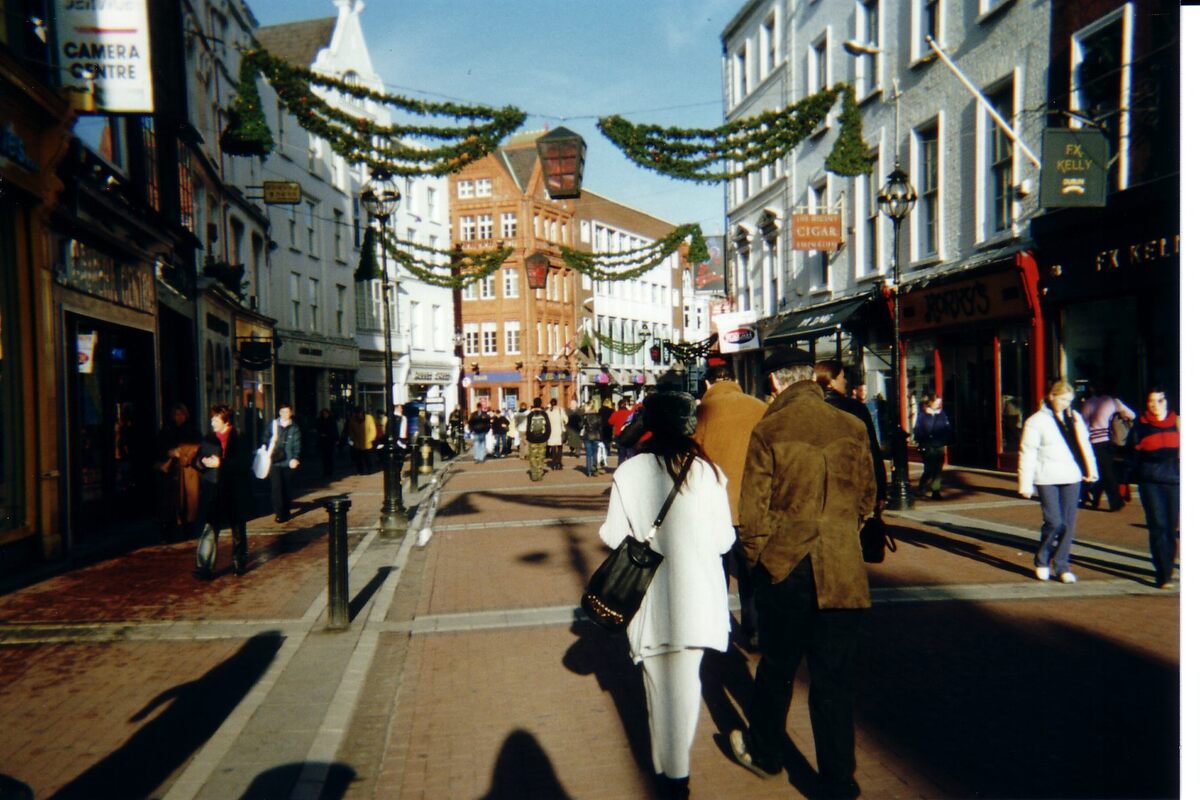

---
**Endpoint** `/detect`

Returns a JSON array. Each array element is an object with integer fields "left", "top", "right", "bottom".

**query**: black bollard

[
  {"left": 321, "top": 494, "right": 352, "bottom": 630},
  {"left": 410, "top": 436, "right": 421, "bottom": 492}
]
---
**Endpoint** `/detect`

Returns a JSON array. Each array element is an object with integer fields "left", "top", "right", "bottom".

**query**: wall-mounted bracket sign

[
  {"left": 1040, "top": 128, "right": 1108, "bottom": 208},
  {"left": 55, "top": 0, "right": 154, "bottom": 113},
  {"left": 262, "top": 181, "right": 302, "bottom": 204}
]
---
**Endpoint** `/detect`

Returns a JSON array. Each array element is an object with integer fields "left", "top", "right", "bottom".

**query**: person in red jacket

[{"left": 1128, "top": 387, "right": 1180, "bottom": 588}]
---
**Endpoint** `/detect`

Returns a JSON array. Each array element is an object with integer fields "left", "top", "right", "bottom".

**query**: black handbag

[
  {"left": 582, "top": 454, "right": 694, "bottom": 631},
  {"left": 860, "top": 514, "right": 897, "bottom": 564}
]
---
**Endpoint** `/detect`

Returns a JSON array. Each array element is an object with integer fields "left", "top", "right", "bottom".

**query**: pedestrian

[
  {"left": 347, "top": 407, "right": 376, "bottom": 475},
  {"left": 1128, "top": 387, "right": 1180, "bottom": 588},
  {"left": 524, "top": 398, "right": 552, "bottom": 481},
  {"left": 264, "top": 403, "right": 302, "bottom": 523},
  {"left": 566, "top": 400, "right": 584, "bottom": 458},
  {"left": 816, "top": 361, "right": 888, "bottom": 508},
  {"left": 512, "top": 402, "right": 529, "bottom": 459},
  {"left": 546, "top": 398, "right": 569, "bottom": 470},
  {"left": 1017, "top": 380, "right": 1099, "bottom": 583},
  {"left": 693, "top": 363, "right": 768, "bottom": 649},
  {"left": 598, "top": 391, "right": 735, "bottom": 800},
  {"left": 491, "top": 410, "right": 511, "bottom": 458},
  {"left": 192, "top": 403, "right": 254, "bottom": 577},
  {"left": 316, "top": 408, "right": 339, "bottom": 478},
  {"left": 154, "top": 403, "right": 201, "bottom": 542},
  {"left": 581, "top": 396, "right": 605, "bottom": 476},
  {"left": 468, "top": 402, "right": 491, "bottom": 462},
  {"left": 599, "top": 397, "right": 615, "bottom": 467},
  {"left": 608, "top": 398, "right": 635, "bottom": 464},
  {"left": 913, "top": 393, "right": 954, "bottom": 500},
  {"left": 729, "top": 349, "right": 876, "bottom": 799},
  {"left": 373, "top": 409, "right": 389, "bottom": 465},
  {"left": 1081, "top": 381, "right": 1135, "bottom": 511}
]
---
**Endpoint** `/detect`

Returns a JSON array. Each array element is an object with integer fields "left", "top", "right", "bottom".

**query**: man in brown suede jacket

[{"left": 729, "top": 348, "right": 875, "bottom": 800}]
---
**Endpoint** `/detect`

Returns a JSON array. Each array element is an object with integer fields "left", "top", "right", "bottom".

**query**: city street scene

[{"left": 0, "top": 0, "right": 1184, "bottom": 798}]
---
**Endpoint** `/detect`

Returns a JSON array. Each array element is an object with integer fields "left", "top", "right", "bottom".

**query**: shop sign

[
  {"left": 1040, "top": 129, "right": 1107, "bottom": 208},
  {"left": 263, "top": 181, "right": 302, "bottom": 204},
  {"left": 714, "top": 310, "right": 760, "bottom": 353},
  {"left": 0, "top": 124, "right": 38, "bottom": 173},
  {"left": 791, "top": 213, "right": 842, "bottom": 251},
  {"left": 471, "top": 371, "right": 522, "bottom": 383},
  {"left": 1089, "top": 234, "right": 1179, "bottom": 274},
  {"left": 58, "top": 239, "right": 156, "bottom": 314},
  {"left": 900, "top": 270, "right": 1030, "bottom": 334},
  {"left": 408, "top": 370, "right": 453, "bottom": 384},
  {"left": 55, "top": 0, "right": 155, "bottom": 113}
]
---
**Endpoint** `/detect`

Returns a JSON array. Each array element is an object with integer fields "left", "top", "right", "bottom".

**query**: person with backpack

[
  {"left": 468, "top": 403, "right": 491, "bottom": 463},
  {"left": 524, "top": 398, "right": 552, "bottom": 481},
  {"left": 1081, "top": 381, "right": 1135, "bottom": 512}
]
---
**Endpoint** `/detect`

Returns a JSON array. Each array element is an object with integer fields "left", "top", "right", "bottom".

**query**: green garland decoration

[
  {"left": 234, "top": 48, "right": 526, "bottom": 176},
  {"left": 594, "top": 329, "right": 649, "bottom": 356},
  {"left": 560, "top": 223, "right": 709, "bottom": 282},
  {"left": 376, "top": 228, "right": 512, "bottom": 289},
  {"left": 825, "top": 84, "right": 873, "bottom": 177},
  {"left": 664, "top": 334, "right": 717, "bottom": 363},
  {"left": 220, "top": 55, "right": 275, "bottom": 157},
  {"left": 597, "top": 83, "right": 872, "bottom": 182}
]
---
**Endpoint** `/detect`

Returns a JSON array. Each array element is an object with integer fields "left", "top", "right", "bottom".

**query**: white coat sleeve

[
  {"left": 598, "top": 478, "right": 633, "bottom": 549},
  {"left": 711, "top": 467, "right": 736, "bottom": 555},
  {"left": 1017, "top": 415, "right": 1040, "bottom": 496}
]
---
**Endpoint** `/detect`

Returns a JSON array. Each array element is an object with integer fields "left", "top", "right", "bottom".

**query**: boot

[{"left": 653, "top": 774, "right": 689, "bottom": 799}]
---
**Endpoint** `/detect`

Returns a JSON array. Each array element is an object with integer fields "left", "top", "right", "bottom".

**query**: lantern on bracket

[
  {"left": 525, "top": 251, "right": 550, "bottom": 290},
  {"left": 536, "top": 127, "right": 587, "bottom": 199}
]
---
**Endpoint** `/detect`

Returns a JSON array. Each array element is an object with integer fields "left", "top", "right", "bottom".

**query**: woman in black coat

[{"left": 193, "top": 403, "right": 254, "bottom": 576}]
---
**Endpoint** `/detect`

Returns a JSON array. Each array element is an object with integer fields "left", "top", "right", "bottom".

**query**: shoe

[
  {"left": 1110, "top": 500, "right": 1126, "bottom": 513},
  {"left": 1035, "top": 566, "right": 1051, "bottom": 581},
  {"left": 820, "top": 776, "right": 862, "bottom": 799},
  {"left": 728, "top": 730, "right": 780, "bottom": 779},
  {"left": 233, "top": 556, "right": 246, "bottom": 576},
  {"left": 1059, "top": 571, "right": 1077, "bottom": 584},
  {"left": 274, "top": 514, "right": 288, "bottom": 524},
  {"left": 1157, "top": 580, "right": 1175, "bottom": 590},
  {"left": 931, "top": 491, "right": 943, "bottom": 501}
]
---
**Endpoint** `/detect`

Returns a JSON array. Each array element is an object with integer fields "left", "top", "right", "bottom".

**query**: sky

[{"left": 248, "top": 0, "right": 748, "bottom": 235}]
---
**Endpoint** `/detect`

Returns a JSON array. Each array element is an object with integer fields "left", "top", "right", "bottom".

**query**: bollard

[
  {"left": 410, "top": 436, "right": 421, "bottom": 492},
  {"left": 321, "top": 494, "right": 352, "bottom": 630},
  {"left": 419, "top": 438, "right": 434, "bottom": 474}
]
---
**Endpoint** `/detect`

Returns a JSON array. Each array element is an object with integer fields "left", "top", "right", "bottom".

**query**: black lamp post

[
  {"left": 878, "top": 163, "right": 919, "bottom": 510},
  {"left": 359, "top": 176, "right": 405, "bottom": 536}
]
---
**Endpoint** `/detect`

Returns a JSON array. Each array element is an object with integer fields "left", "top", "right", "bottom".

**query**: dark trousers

[
  {"left": 549, "top": 445, "right": 563, "bottom": 469},
  {"left": 724, "top": 542, "right": 757, "bottom": 637},
  {"left": 745, "top": 557, "right": 862, "bottom": 782},
  {"left": 319, "top": 444, "right": 335, "bottom": 477},
  {"left": 269, "top": 463, "right": 294, "bottom": 518},
  {"left": 195, "top": 484, "right": 248, "bottom": 568},
  {"left": 1139, "top": 481, "right": 1180, "bottom": 584},
  {"left": 917, "top": 446, "right": 945, "bottom": 494},
  {"left": 351, "top": 448, "right": 371, "bottom": 474},
  {"left": 1087, "top": 441, "right": 1125, "bottom": 509},
  {"left": 1035, "top": 482, "right": 1081, "bottom": 575}
]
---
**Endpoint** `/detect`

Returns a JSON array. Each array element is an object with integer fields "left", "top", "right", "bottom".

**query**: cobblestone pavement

[{"left": 0, "top": 453, "right": 1181, "bottom": 799}]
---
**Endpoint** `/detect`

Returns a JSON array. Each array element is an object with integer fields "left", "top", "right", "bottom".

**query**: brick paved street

[{"left": 0, "top": 452, "right": 1181, "bottom": 799}]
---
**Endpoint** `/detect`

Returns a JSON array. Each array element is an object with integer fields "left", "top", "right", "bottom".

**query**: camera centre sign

[{"left": 55, "top": 0, "right": 154, "bottom": 113}]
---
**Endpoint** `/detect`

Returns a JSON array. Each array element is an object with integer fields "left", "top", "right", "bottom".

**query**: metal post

[
  {"left": 322, "top": 494, "right": 352, "bottom": 630},
  {"left": 888, "top": 216, "right": 914, "bottom": 510},
  {"left": 378, "top": 216, "right": 405, "bottom": 538},
  {"left": 410, "top": 433, "right": 421, "bottom": 492}
]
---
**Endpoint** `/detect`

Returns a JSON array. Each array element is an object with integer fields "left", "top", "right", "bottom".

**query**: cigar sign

[
  {"left": 55, "top": 0, "right": 154, "bottom": 113},
  {"left": 791, "top": 213, "right": 842, "bottom": 251}
]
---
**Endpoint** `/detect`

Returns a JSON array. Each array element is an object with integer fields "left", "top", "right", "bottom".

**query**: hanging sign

[
  {"left": 791, "top": 213, "right": 842, "bottom": 251},
  {"left": 714, "top": 310, "right": 761, "bottom": 354},
  {"left": 1040, "top": 128, "right": 1108, "bottom": 208},
  {"left": 55, "top": 0, "right": 155, "bottom": 113}
]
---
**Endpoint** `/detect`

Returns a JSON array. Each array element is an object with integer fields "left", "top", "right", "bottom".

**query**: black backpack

[{"left": 526, "top": 410, "right": 551, "bottom": 444}]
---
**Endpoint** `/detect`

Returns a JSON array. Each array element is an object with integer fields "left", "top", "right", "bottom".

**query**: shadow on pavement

[
  {"left": 0, "top": 775, "right": 33, "bottom": 800},
  {"left": 856, "top": 601, "right": 1179, "bottom": 798},
  {"left": 561, "top": 621, "right": 655, "bottom": 796},
  {"left": 349, "top": 566, "right": 396, "bottom": 622},
  {"left": 237, "top": 761, "right": 356, "bottom": 799},
  {"left": 478, "top": 729, "right": 571, "bottom": 800},
  {"left": 48, "top": 631, "right": 284, "bottom": 800}
]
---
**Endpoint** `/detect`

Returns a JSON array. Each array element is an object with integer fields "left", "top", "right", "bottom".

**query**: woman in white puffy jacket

[
  {"left": 598, "top": 391, "right": 735, "bottom": 800},
  {"left": 1017, "top": 381, "right": 1098, "bottom": 583}
]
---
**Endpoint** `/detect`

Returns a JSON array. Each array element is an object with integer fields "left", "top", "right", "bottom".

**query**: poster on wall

[
  {"left": 714, "top": 310, "right": 760, "bottom": 354},
  {"left": 694, "top": 236, "right": 726, "bottom": 292},
  {"left": 55, "top": 0, "right": 155, "bottom": 113},
  {"left": 76, "top": 331, "right": 98, "bottom": 374}
]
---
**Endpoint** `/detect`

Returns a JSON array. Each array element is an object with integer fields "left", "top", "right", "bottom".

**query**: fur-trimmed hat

[{"left": 643, "top": 391, "right": 697, "bottom": 437}]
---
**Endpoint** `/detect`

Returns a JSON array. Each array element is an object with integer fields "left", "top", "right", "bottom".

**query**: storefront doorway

[{"left": 939, "top": 332, "right": 997, "bottom": 468}]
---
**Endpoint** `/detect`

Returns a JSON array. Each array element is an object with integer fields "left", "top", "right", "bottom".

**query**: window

[
  {"left": 475, "top": 178, "right": 492, "bottom": 197},
  {"left": 985, "top": 80, "right": 1015, "bottom": 235},
  {"left": 916, "top": 120, "right": 939, "bottom": 257},
  {"left": 1070, "top": 6, "right": 1132, "bottom": 191},
  {"left": 432, "top": 304, "right": 445, "bottom": 349},
  {"left": 810, "top": 183, "right": 830, "bottom": 289},
  {"left": 307, "top": 135, "right": 319, "bottom": 172},
  {"left": 463, "top": 281, "right": 478, "bottom": 300},
  {"left": 333, "top": 209, "right": 345, "bottom": 261},
  {"left": 289, "top": 273, "right": 301, "bottom": 327},
  {"left": 309, "top": 277, "right": 319, "bottom": 328},
  {"left": 305, "top": 200, "right": 318, "bottom": 255},
  {"left": 336, "top": 285, "right": 347, "bottom": 335},
  {"left": 856, "top": 0, "right": 881, "bottom": 94},
  {"left": 482, "top": 322, "right": 497, "bottom": 355},
  {"left": 762, "top": 14, "right": 777, "bottom": 74},
  {"left": 410, "top": 301, "right": 424, "bottom": 349},
  {"left": 809, "top": 33, "right": 829, "bottom": 98},
  {"left": 503, "top": 268, "right": 518, "bottom": 298},
  {"left": 504, "top": 321, "right": 521, "bottom": 354},
  {"left": 276, "top": 101, "right": 287, "bottom": 148},
  {"left": 478, "top": 214, "right": 493, "bottom": 240},
  {"left": 501, "top": 212, "right": 517, "bottom": 238},
  {"left": 288, "top": 205, "right": 298, "bottom": 248},
  {"left": 427, "top": 187, "right": 437, "bottom": 216},
  {"left": 914, "top": 0, "right": 940, "bottom": 59},
  {"left": 736, "top": 45, "right": 749, "bottom": 100},
  {"left": 481, "top": 273, "right": 496, "bottom": 299},
  {"left": 457, "top": 180, "right": 474, "bottom": 199},
  {"left": 464, "top": 323, "right": 480, "bottom": 356},
  {"left": 858, "top": 150, "right": 882, "bottom": 277},
  {"left": 405, "top": 178, "right": 414, "bottom": 212},
  {"left": 537, "top": 322, "right": 544, "bottom": 354},
  {"left": 459, "top": 215, "right": 476, "bottom": 241}
]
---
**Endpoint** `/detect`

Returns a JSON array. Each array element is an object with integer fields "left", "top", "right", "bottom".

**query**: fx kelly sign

[
  {"left": 55, "top": 0, "right": 154, "bottom": 113},
  {"left": 1040, "top": 128, "right": 1108, "bottom": 208}
]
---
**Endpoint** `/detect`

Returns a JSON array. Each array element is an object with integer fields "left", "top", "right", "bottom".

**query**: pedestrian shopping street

[{"left": 0, "top": 452, "right": 1179, "bottom": 799}]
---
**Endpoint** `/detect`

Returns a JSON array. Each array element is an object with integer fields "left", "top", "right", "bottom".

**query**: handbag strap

[{"left": 647, "top": 453, "right": 695, "bottom": 541}]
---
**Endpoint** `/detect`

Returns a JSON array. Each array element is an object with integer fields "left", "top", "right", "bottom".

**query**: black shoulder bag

[{"left": 582, "top": 454, "right": 695, "bottom": 631}]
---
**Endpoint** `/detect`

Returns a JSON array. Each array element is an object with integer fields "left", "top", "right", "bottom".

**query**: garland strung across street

[
  {"left": 596, "top": 83, "right": 872, "bottom": 182},
  {"left": 378, "top": 229, "right": 513, "bottom": 289},
  {"left": 223, "top": 48, "right": 526, "bottom": 176},
  {"left": 593, "top": 329, "right": 649, "bottom": 356},
  {"left": 559, "top": 223, "right": 710, "bottom": 282},
  {"left": 664, "top": 334, "right": 717, "bottom": 363}
]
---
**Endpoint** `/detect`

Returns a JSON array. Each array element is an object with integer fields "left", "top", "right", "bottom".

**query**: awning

[{"left": 763, "top": 295, "right": 871, "bottom": 346}]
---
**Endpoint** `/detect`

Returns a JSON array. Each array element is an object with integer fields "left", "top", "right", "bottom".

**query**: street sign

[
  {"left": 1041, "top": 129, "right": 1108, "bottom": 208},
  {"left": 263, "top": 181, "right": 302, "bottom": 205},
  {"left": 792, "top": 213, "right": 842, "bottom": 251}
]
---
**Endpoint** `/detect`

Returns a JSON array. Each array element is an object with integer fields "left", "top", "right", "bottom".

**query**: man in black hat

[{"left": 728, "top": 348, "right": 876, "bottom": 799}]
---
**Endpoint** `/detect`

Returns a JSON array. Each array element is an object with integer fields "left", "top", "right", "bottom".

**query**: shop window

[
  {"left": 1070, "top": 5, "right": 1132, "bottom": 191},
  {"left": 0, "top": 210, "right": 23, "bottom": 530},
  {"left": 998, "top": 326, "right": 1030, "bottom": 453}
]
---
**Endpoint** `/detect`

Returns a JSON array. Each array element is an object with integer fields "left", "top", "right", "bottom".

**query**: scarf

[{"left": 1051, "top": 405, "right": 1088, "bottom": 475}]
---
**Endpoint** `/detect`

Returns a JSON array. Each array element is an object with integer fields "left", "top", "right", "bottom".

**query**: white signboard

[
  {"left": 56, "top": 0, "right": 154, "bottom": 113},
  {"left": 714, "top": 310, "right": 761, "bottom": 354}
]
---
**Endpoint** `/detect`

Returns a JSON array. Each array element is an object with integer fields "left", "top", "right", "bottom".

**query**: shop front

[{"left": 898, "top": 252, "right": 1044, "bottom": 471}]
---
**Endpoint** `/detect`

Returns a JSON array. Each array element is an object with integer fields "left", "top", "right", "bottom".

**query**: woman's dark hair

[
  {"left": 209, "top": 403, "right": 233, "bottom": 424},
  {"left": 639, "top": 392, "right": 718, "bottom": 485}
]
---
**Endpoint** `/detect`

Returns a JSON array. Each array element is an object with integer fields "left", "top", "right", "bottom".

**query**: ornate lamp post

[
  {"left": 358, "top": 175, "right": 405, "bottom": 535},
  {"left": 878, "top": 164, "right": 918, "bottom": 510}
]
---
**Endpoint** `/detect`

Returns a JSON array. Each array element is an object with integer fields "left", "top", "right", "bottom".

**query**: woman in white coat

[
  {"left": 1017, "top": 380, "right": 1098, "bottom": 583},
  {"left": 598, "top": 391, "right": 735, "bottom": 800}
]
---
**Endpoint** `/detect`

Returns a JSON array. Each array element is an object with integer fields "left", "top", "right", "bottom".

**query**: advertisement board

[
  {"left": 55, "top": 0, "right": 155, "bottom": 113},
  {"left": 714, "top": 310, "right": 760, "bottom": 354}
]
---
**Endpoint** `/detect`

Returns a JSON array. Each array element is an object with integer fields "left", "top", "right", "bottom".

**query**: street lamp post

[
  {"left": 879, "top": 164, "right": 918, "bottom": 510},
  {"left": 359, "top": 176, "right": 405, "bottom": 536}
]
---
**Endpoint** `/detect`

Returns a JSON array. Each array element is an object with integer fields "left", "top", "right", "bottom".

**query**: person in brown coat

[
  {"left": 693, "top": 363, "right": 767, "bottom": 646},
  {"left": 729, "top": 348, "right": 875, "bottom": 800},
  {"left": 155, "top": 403, "right": 201, "bottom": 542}
]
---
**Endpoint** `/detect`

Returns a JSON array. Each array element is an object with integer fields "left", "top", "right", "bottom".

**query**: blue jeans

[
  {"left": 584, "top": 440, "right": 601, "bottom": 475},
  {"left": 1139, "top": 482, "right": 1179, "bottom": 584},
  {"left": 472, "top": 432, "right": 488, "bottom": 462},
  {"left": 1036, "top": 482, "right": 1081, "bottom": 575}
]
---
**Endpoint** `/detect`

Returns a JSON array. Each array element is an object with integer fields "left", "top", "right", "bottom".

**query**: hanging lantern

[
  {"left": 536, "top": 127, "right": 587, "bottom": 199},
  {"left": 525, "top": 251, "right": 550, "bottom": 290}
]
